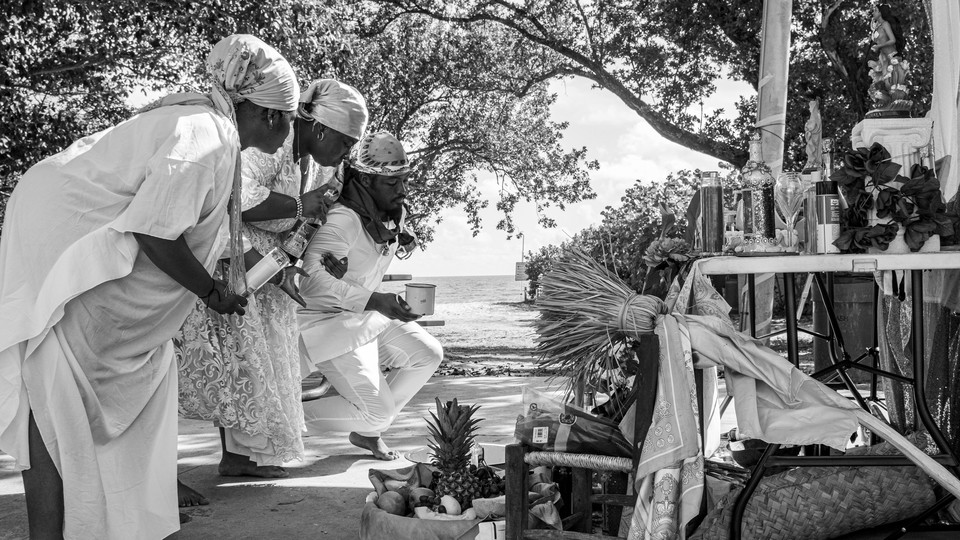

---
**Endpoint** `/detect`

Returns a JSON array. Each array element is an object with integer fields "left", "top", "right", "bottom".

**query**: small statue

[
  {"left": 803, "top": 97, "right": 822, "bottom": 172},
  {"left": 866, "top": 3, "right": 912, "bottom": 118}
]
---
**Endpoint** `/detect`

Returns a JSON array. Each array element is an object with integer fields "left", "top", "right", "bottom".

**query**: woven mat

[{"left": 691, "top": 434, "right": 936, "bottom": 540}]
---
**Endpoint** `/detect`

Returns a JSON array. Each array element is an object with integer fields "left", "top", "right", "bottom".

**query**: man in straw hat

[
  {"left": 297, "top": 131, "right": 442, "bottom": 460},
  {"left": 0, "top": 35, "right": 299, "bottom": 539}
]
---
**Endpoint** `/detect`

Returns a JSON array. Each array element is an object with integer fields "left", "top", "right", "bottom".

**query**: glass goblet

[{"left": 775, "top": 172, "right": 805, "bottom": 251}]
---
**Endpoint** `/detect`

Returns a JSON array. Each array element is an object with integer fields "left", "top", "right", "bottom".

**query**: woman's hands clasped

[{"left": 203, "top": 279, "right": 248, "bottom": 315}]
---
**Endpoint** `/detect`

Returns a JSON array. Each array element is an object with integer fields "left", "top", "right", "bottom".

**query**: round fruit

[
  {"left": 439, "top": 495, "right": 462, "bottom": 516},
  {"left": 376, "top": 491, "right": 407, "bottom": 516}
]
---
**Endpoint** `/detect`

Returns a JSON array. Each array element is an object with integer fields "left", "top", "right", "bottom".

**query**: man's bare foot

[
  {"left": 349, "top": 432, "right": 400, "bottom": 461},
  {"left": 217, "top": 451, "right": 288, "bottom": 478},
  {"left": 178, "top": 479, "right": 209, "bottom": 507}
]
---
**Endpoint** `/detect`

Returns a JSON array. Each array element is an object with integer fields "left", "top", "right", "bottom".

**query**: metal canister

[{"left": 816, "top": 180, "right": 840, "bottom": 253}]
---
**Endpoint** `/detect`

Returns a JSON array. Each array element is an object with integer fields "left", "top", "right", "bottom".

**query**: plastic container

[{"left": 812, "top": 273, "right": 876, "bottom": 383}]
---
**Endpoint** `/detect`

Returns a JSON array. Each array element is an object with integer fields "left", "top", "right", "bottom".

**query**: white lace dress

[{"left": 176, "top": 131, "right": 314, "bottom": 465}]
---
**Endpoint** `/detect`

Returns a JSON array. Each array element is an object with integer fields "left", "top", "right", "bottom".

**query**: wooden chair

[{"left": 505, "top": 333, "right": 661, "bottom": 539}]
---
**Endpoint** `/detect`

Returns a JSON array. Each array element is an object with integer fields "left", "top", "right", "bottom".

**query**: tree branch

[
  {"left": 574, "top": 0, "right": 599, "bottom": 62},
  {"left": 377, "top": 0, "right": 748, "bottom": 166}
]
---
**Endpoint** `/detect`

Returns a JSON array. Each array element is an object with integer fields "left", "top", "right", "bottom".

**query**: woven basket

[{"left": 691, "top": 435, "right": 936, "bottom": 540}]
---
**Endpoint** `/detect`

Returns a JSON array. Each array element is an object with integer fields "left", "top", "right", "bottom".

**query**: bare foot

[
  {"left": 349, "top": 432, "right": 400, "bottom": 461},
  {"left": 217, "top": 451, "right": 289, "bottom": 478},
  {"left": 178, "top": 479, "right": 209, "bottom": 507}
]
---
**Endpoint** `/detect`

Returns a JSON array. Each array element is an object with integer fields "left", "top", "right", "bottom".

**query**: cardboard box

[
  {"left": 472, "top": 520, "right": 506, "bottom": 540},
  {"left": 480, "top": 443, "right": 506, "bottom": 466}
]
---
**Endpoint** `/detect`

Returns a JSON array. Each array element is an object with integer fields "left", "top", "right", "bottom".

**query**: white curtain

[{"left": 927, "top": 0, "right": 960, "bottom": 201}]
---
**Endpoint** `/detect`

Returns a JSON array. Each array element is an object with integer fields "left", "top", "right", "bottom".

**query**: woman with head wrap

[
  {"left": 0, "top": 35, "right": 299, "bottom": 539},
  {"left": 175, "top": 79, "right": 368, "bottom": 502}
]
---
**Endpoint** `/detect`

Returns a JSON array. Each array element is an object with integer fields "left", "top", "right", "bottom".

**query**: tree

[
  {"left": 368, "top": 0, "right": 933, "bottom": 170},
  {"left": 0, "top": 0, "right": 598, "bottom": 241},
  {"left": 525, "top": 168, "right": 713, "bottom": 297},
  {"left": 332, "top": 14, "right": 598, "bottom": 241}
]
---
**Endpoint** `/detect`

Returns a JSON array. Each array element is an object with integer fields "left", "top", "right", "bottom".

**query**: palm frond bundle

[{"left": 534, "top": 250, "right": 665, "bottom": 391}]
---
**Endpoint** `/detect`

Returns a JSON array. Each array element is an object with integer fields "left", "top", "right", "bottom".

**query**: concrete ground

[{"left": 1, "top": 375, "right": 957, "bottom": 539}]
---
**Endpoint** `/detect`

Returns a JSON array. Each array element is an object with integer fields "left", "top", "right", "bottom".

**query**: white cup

[{"left": 403, "top": 283, "right": 436, "bottom": 315}]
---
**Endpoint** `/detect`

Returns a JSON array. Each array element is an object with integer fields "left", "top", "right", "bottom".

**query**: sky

[{"left": 391, "top": 76, "right": 754, "bottom": 278}]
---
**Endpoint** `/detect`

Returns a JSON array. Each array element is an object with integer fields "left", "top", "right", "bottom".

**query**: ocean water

[{"left": 381, "top": 275, "right": 537, "bottom": 350}]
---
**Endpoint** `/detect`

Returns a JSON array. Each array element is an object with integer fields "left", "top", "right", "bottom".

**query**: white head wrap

[
  {"left": 298, "top": 79, "right": 369, "bottom": 140},
  {"left": 350, "top": 131, "right": 411, "bottom": 177},
  {"left": 140, "top": 35, "right": 299, "bottom": 123},
  {"left": 207, "top": 35, "right": 299, "bottom": 117}
]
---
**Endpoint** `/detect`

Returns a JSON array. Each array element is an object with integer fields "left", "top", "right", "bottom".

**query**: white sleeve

[
  {"left": 112, "top": 118, "right": 223, "bottom": 240},
  {"left": 302, "top": 210, "right": 372, "bottom": 313},
  {"left": 239, "top": 149, "right": 274, "bottom": 212}
]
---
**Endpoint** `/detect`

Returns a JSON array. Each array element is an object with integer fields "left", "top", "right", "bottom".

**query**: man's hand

[
  {"left": 204, "top": 279, "right": 248, "bottom": 315},
  {"left": 365, "top": 291, "right": 420, "bottom": 322},
  {"left": 322, "top": 253, "right": 348, "bottom": 279},
  {"left": 277, "top": 266, "right": 309, "bottom": 307}
]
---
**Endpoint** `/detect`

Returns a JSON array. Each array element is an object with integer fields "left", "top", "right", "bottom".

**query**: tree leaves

[{"left": 1, "top": 1, "right": 598, "bottom": 241}]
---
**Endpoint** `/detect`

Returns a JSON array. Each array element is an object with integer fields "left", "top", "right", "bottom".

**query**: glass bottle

[
  {"left": 822, "top": 138, "right": 835, "bottom": 178},
  {"left": 280, "top": 183, "right": 339, "bottom": 260},
  {"left": 243, "top": 246, "right": 289, "bottom": 297},
  {"left": 699, "top": 171, "right": 724, "bottom": 254},
  {"left": 739, "top": 131, "right": 777, "bottom": 251}
]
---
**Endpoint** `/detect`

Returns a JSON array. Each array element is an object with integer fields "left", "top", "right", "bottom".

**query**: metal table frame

[{"left": 697, "top": 252, "right": 960, "bottom": 539}]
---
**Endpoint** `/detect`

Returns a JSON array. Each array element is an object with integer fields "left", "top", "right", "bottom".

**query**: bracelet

[{"left": 294, "top": 195, "right": 303, "bottom": 220}]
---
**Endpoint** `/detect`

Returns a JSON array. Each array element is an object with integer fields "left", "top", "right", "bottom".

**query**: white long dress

[
  {"left": 176, "top": 131, "right": 312, "bottom": 465},
  {"left": 0, "top": 104, "right": 237, "bottom": 539}
]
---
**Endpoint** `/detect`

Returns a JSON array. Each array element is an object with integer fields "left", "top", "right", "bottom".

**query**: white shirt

[{"left": 297, "top": 204, "right": 401, "bottom": 364}]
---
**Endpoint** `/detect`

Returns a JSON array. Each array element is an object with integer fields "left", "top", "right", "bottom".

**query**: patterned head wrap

[
  {"left": 349, "top": 131, "right": 411, "bottom": 177},
  {"left": 298, "top": 79, "right": 369, "bottom": 140}
]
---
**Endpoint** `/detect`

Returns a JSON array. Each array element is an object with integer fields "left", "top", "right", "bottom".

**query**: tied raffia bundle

[{"left": 534, "top": 250, "right": 666, "bottom": 387}]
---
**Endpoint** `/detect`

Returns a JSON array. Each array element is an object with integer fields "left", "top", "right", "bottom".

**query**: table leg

[
  {"left": 747, "top": 274, "right": 757, "bottom": 338},
  {"left": 911, "top": 270, "right": 959, "bottom": 465},
  {"left": 783, "top": 273, "right": 799, "bottom": 367}
]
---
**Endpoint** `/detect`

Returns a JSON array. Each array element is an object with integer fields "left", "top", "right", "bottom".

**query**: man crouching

[{"left": 297, "top": 131, "right": 441, "bottom": 460}]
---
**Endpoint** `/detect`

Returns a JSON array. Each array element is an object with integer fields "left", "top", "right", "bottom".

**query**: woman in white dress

[
  {"left": 175, "top": 80, "right": 369, "bottom": 503},
  {"left": 0, "top": 35, "right": 299, "bottom": 539}
]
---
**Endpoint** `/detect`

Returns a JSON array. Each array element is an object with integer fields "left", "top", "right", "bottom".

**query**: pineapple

[{"left": 426, "top": 398, "right": 484, "bottom": 509}]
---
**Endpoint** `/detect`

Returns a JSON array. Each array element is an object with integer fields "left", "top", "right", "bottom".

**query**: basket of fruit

[{"left": 360, "top": 399, "right": 561, "bottom": 540}]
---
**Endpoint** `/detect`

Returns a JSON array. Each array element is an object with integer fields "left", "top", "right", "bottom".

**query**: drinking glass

[{"left": 775, "top": 172, "right": 805, "bottom": 251}]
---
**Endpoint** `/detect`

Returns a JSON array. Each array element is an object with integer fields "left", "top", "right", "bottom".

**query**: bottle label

[
  {"left": 817, "top": 194, "right": 840, "bottom": 253},
  {"left": 244, "top": 247, "right": 287, "bottom": 296},
  {"left": 281, "top": 221, "right": 319, "bottom": 258}
]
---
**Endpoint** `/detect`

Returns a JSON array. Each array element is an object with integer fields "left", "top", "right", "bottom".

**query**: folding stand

[{"left": 697, "top": 254, "right": 960, "bottom": 539}]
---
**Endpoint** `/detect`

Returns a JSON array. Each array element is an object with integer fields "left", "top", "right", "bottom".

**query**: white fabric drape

[{"left": 928, "top": 0, "right": 960, "bottom": 201}]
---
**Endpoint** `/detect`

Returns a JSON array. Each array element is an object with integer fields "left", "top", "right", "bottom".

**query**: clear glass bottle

[
  {"left": 699, "top": 171, "right": 724, "bottom": 254},
  {"left": 739, "top": 131, "right": 777, "bottom": 251},
  {"left": 243, "top": 246, "right": 289, "bottom": 297}
]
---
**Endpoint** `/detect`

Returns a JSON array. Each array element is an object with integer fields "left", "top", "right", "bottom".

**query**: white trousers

[{"left": 302, "top": 321, "right": 442, "bottom": 437}]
